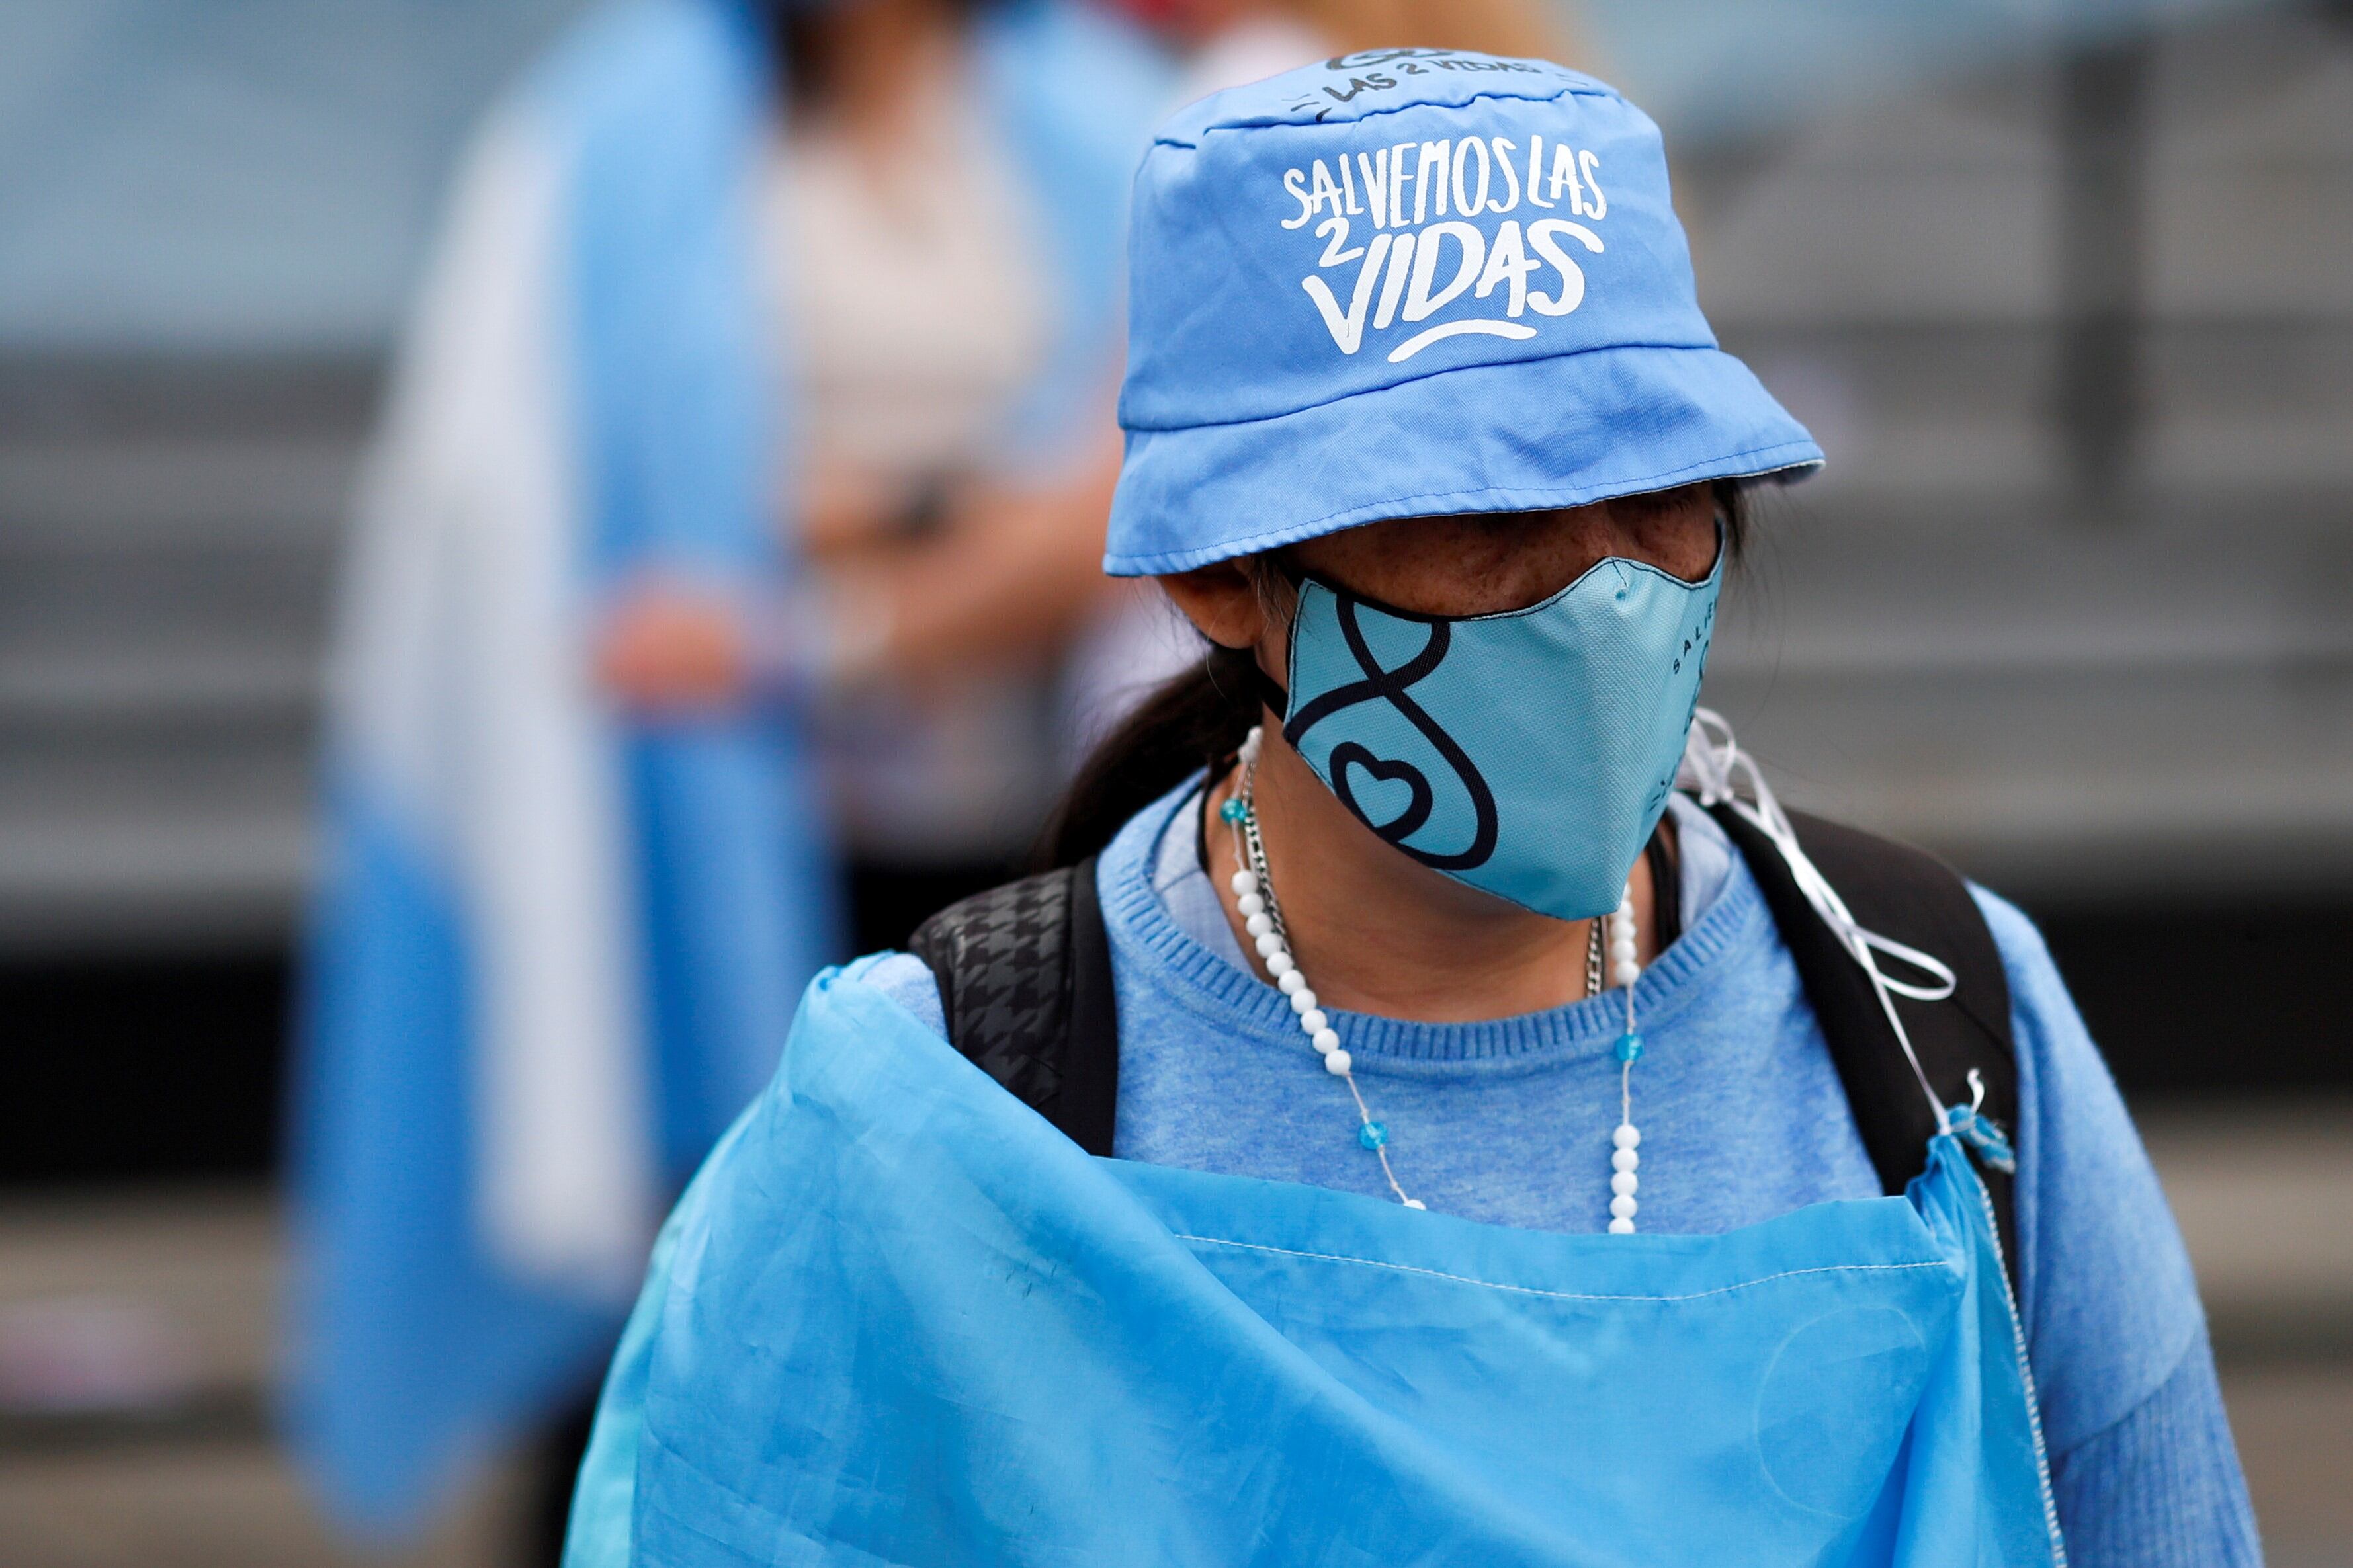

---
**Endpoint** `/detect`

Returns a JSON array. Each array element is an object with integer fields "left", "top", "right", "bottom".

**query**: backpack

[{"left": 909, "top": 804, "right": 2022, "bottom": 1294}]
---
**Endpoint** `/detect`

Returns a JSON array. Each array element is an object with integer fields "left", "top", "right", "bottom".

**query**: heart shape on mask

[{"left": 1329, "top": 743, "right": 1434, "bottom": 845}]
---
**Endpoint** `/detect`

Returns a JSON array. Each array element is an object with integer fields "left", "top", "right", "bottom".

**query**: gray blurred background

[{"left": 1, "top": 1, "right": 2348, "bottom": 1563}]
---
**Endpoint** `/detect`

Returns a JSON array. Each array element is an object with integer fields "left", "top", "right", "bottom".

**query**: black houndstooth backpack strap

[{"left": 906, "top": 858, "right": 1121, "bottom": 1156}]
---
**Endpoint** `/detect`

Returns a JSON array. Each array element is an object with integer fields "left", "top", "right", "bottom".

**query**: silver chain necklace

[{"left": 1221, "top": 725, "right": 1651, "bottom": 1230}]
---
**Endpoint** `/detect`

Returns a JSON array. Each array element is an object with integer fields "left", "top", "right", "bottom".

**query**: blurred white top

[
  {"left": 768, "top": 81, "right": 1050, "bottom": 478},
  {"left": 761, "top": 53, "right": 1062, "bottom": 864}
]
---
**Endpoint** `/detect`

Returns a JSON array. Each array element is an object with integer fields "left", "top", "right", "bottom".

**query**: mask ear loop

[{"left": 1680, "top": 708, "right": 1959, "bottom": 1134}]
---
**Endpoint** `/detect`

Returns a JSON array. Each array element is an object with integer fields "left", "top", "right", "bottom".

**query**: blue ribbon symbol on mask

[
  {"left": 1282, "top": 597, "right": 1499, "bottom": 871},
  {"left": 1279, "top": 538, "right": 1723, "bottom": 922}
]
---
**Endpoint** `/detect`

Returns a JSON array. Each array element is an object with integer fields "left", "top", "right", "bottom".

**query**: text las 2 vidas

[{"left": 1283, "top": 135, "right": 1609, "bottom": 364}]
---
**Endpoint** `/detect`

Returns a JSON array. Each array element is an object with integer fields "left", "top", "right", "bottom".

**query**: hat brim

[{"left": 1104, "top": 343, "right": 1822, "bottom": 577}]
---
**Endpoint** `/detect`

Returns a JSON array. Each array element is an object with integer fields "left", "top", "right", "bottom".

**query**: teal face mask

[{"left": 1279, "top": 538, "right": 1720, "bottom": 921}]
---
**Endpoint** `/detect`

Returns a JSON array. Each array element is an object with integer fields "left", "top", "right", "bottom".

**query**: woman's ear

[{"left": 1157, "top": 559, "right": 1271, "bottom": 652}]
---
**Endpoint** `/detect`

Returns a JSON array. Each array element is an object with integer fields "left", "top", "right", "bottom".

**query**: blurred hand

[
  {"left": 799, "top": 456, "right": 904, "bottom": 557},
  {"left": 594, "top": 579, "right": 749, "bottom": 712},
  {"left": 835, "top": 433, "right": 1126, "bottom": 683}
]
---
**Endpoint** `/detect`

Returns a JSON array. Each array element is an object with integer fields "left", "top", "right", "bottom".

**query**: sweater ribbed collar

[{"left": 1097, "top": 779, "right": 1772, "bottom": 1075}]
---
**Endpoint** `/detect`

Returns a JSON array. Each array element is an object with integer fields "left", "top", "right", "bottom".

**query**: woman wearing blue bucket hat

[{"left": 562, "top": 52, "right": 2259, "bottom": 1568}]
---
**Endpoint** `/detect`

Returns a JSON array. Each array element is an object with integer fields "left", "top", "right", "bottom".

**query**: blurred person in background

[
  {"left": 597, "top": 0, "right": 1174, "bottom": 954},
  {"left": 296, "top": 0, "right": 1166, "bottom": 1547},
  {"left": 562, "top": 50, "right": 2256, "bottom": 1568}
]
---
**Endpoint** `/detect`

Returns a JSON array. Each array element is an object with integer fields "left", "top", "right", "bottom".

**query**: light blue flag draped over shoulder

[
  {"left": 292, "top": 0, "right": 1168, "bottom": 1534},
  {"left": 572, "top": 969, "right": 2064, "bottom": 1567}
]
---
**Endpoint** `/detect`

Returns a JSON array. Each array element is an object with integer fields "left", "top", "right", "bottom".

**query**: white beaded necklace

[{"left": 1221, "top": 725, "right": 1652, "bottom": 1231}]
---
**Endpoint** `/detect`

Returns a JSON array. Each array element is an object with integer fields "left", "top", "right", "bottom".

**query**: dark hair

[
  {"left": 766, "top": 0, "right": 983, "bottom": 110},
  {"left": 1038, "top": 643, "right": 1265, "bottom": 868},
  {"left": 1039, "top": 483, "right": 1751, "bottom": 867}
]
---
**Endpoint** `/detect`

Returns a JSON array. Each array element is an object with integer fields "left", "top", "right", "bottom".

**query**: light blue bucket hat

[{"left": 1105, "top": 49, "right": 1820, "bottom": 577}]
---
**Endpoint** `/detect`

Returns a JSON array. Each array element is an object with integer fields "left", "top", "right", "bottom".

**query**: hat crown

[{"left": 1120, "top": 51, "right": 1713, "bottom": 434}]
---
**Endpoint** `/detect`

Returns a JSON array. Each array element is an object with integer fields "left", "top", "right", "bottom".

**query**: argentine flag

[{"left": 288, "top": 0, "right": 831, "bottom": 1534}]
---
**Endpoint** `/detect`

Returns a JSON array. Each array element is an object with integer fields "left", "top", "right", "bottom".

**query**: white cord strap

[{"left": 1679, "top": 708, "right": 1959, "bottom": 1133}]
